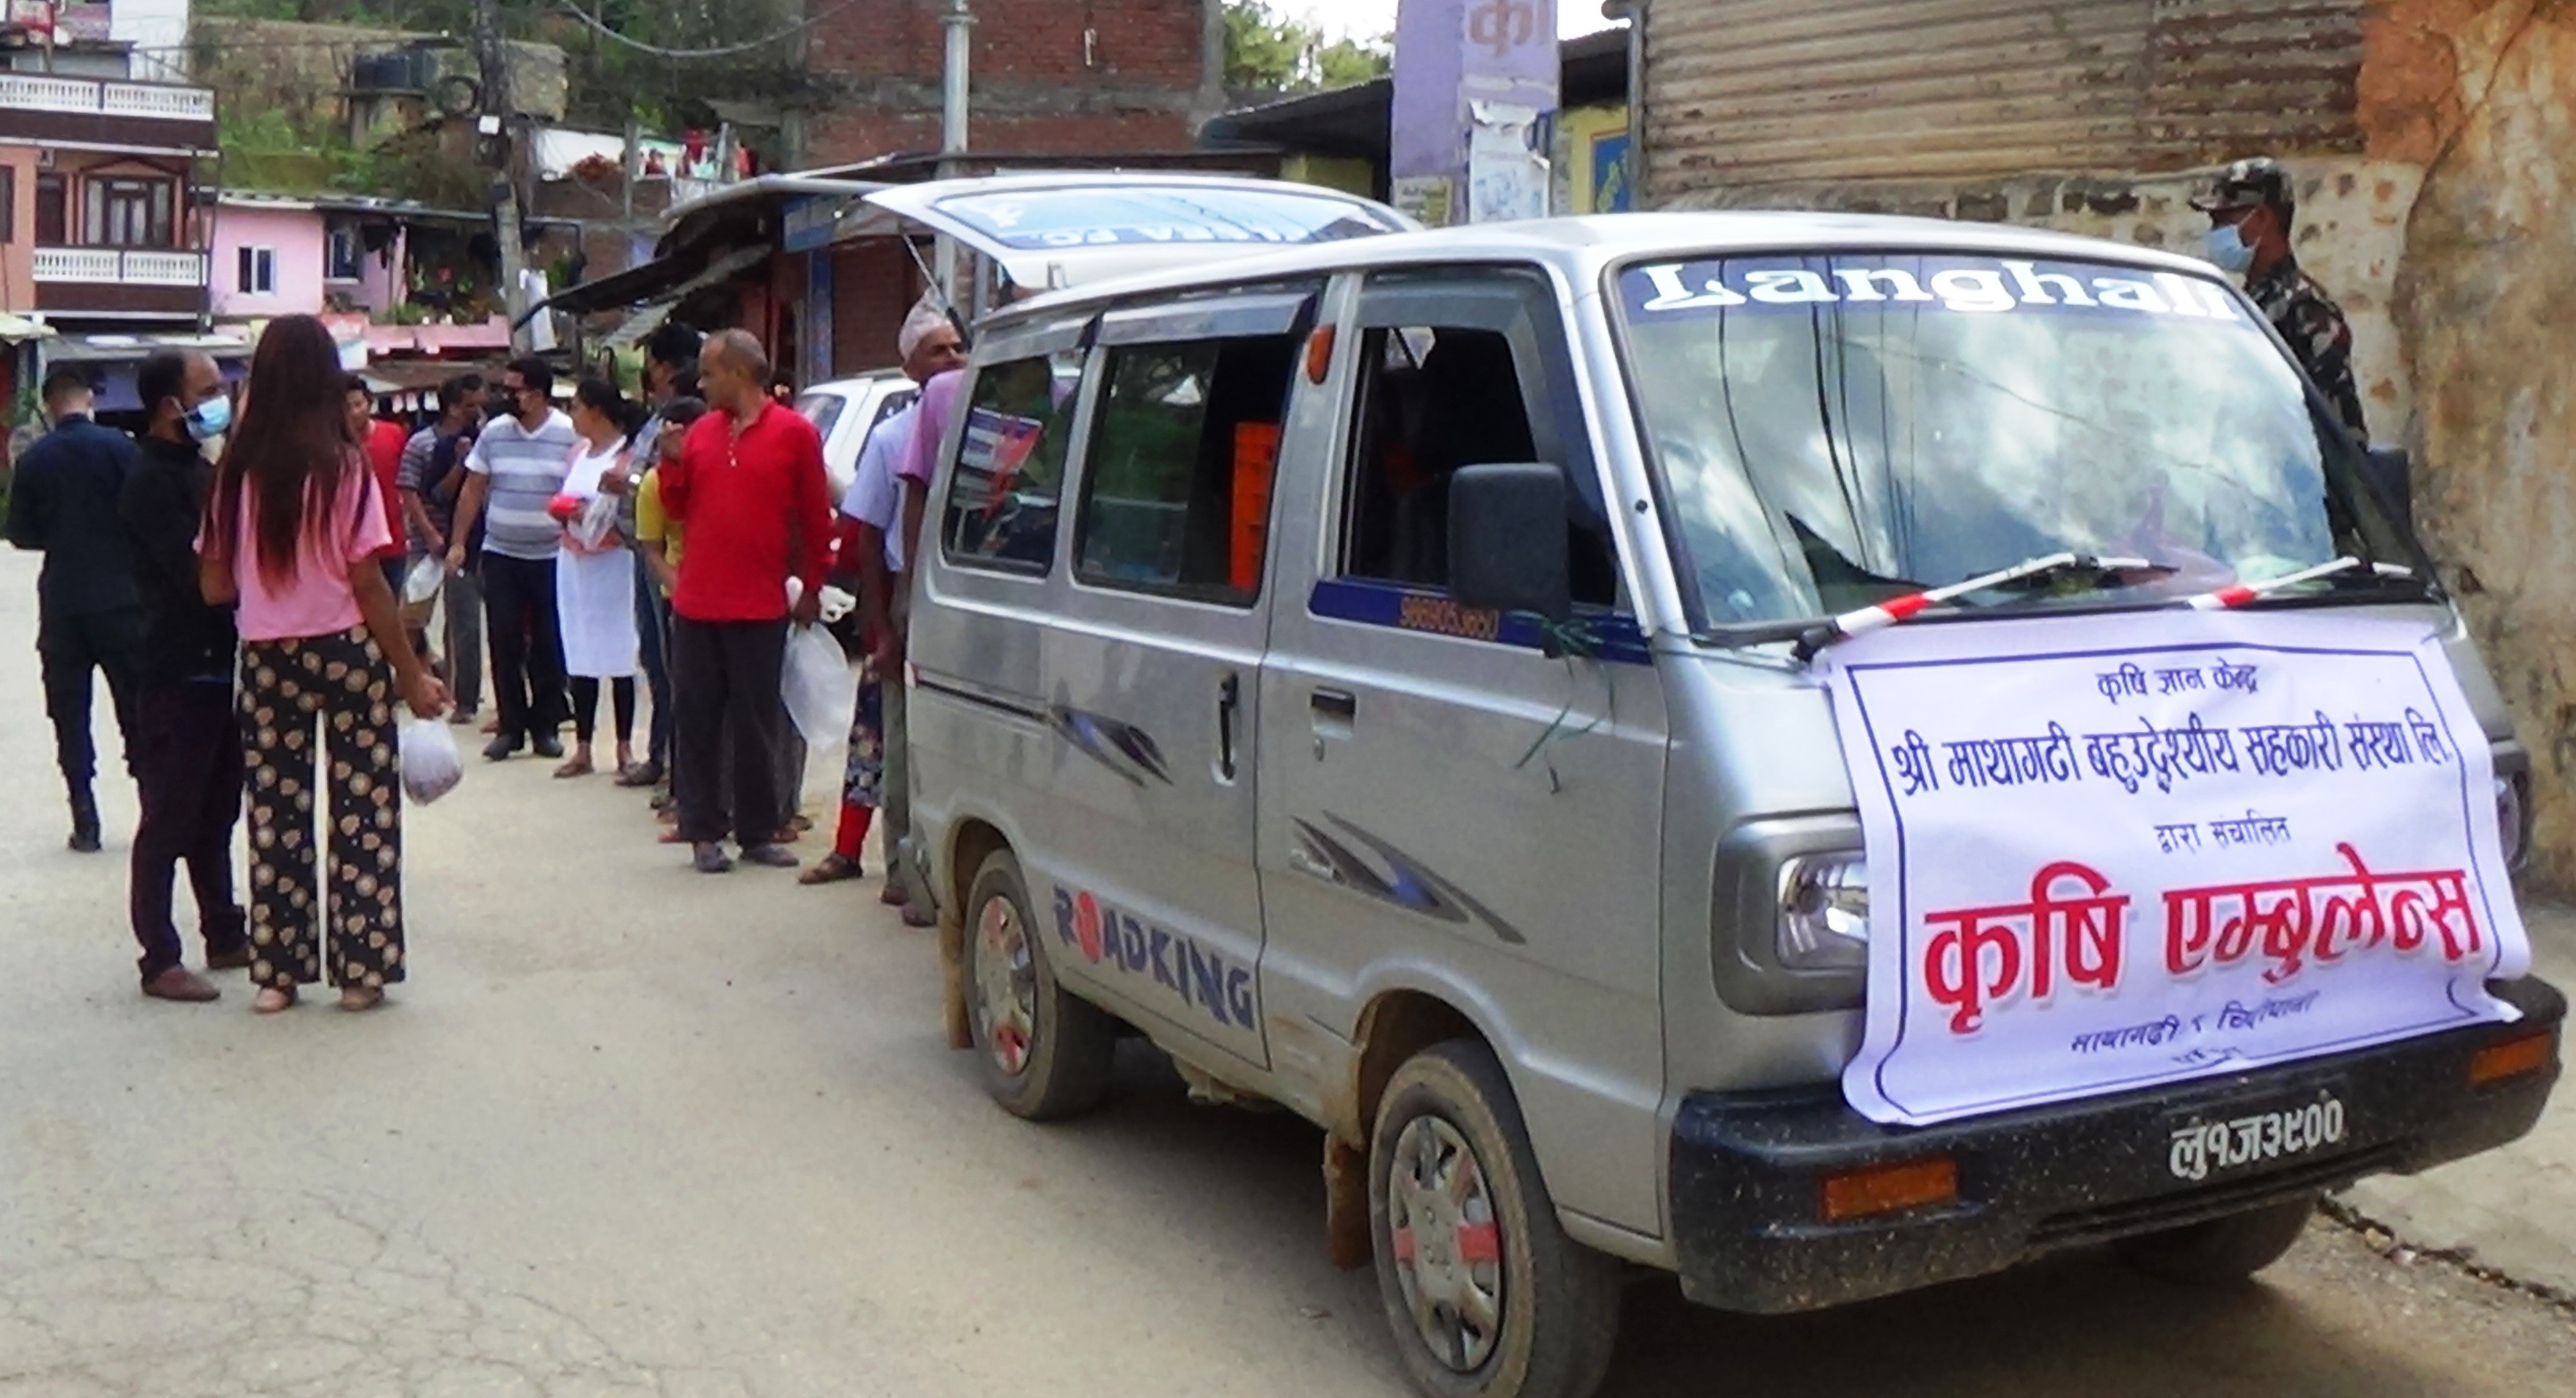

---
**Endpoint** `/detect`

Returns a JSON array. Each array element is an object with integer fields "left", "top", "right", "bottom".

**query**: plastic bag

[
  {"left": 781, "top": 622, "right": 857, "bottom": 746},
  {"left": 401, "top": 553, "right": 444, "bottom": 605},
  {"left": 399, "top": 717, "right": 464, "bottom": 805}
]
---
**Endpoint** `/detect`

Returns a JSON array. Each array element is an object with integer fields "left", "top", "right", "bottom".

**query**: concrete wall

[
  {"left": 210, "top": 205, "right": 327, "bottom": 319},
  {"left": 2368, "top": 0, "right": 2576, "bottom": 892}
]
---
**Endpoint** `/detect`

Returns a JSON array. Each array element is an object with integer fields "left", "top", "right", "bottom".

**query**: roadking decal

[{"left": 1052, "top": 884, "right": 1258, "bottom": 1034}]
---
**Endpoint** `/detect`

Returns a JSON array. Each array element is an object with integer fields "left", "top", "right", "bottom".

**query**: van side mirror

[
  {"left": 1450, "top": 463, "right": 1571, "bottom": 624},
  {"left": 2363, "top": 447, "right": 2414, "bottom": 533}
]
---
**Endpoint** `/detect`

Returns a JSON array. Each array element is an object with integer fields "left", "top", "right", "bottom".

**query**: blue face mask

[
  {"left": 184, "top": 394, "right": 231, "bottom": 443},
  {"left": 2204, "top": 222, "right": 2257, "bottom": 274}
]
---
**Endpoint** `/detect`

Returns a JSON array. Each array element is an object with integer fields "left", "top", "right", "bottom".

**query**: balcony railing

[
  {"left": 33, "top": 246, "right": 210, "bottom": 288},
  {"left": 0, "top": 74, "right": 215, "bottom": 122}
]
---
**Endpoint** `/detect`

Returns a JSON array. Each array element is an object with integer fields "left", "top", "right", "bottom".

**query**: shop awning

[
  {"left": 44, "top": 331, "right": 255, "bottom": 363},
  {"left": 524, "top": 244, "right": 769, "bottom": 326}
]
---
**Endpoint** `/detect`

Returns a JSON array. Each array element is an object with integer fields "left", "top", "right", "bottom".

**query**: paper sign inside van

[{"left": 1821, "top": 611, "right": 2530, "bottom": 1127}]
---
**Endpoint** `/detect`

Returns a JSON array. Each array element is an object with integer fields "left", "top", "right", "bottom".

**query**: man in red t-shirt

[
  {"left": 345, "top": 376, "right": 413, "bottom": 584},
  {"left": 658, "top": 329, "right": 831, "bottom": 874}
]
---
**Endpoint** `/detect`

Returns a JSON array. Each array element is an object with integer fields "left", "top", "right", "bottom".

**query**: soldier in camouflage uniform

[{"left": 2192, "top": 157, "right": 2370, "bottom": 442}]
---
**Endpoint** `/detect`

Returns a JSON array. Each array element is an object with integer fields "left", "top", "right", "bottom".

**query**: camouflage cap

[{"left": 2192, "top": 156, "right": 2295, "bottom": 217}]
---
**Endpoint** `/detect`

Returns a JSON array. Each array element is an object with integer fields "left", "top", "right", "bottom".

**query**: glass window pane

[
  {"left": 941, "top": 350, "right": 1083, "bottom": 572},
  {"left": 1075, "top": 334, "right": 1295, "bottom": 604}
]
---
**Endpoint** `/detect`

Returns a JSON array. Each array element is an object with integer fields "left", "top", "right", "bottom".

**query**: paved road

[{"left": 1, "top": 552, "right": 2571, "bottom": 1397}]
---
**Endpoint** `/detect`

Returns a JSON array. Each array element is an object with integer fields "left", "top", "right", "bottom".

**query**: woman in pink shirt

[{"left": 198, "top": 315, "right": 450, "bottom": 1014}]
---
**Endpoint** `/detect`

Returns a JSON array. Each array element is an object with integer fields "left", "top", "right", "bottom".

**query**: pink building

[{"left": 209, "top": 194, "right": 327, "bottom": 319}]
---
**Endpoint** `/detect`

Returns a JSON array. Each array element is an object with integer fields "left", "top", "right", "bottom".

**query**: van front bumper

[{"left": 1666, "top": 977, "right": 2564, "bottom": 1314}]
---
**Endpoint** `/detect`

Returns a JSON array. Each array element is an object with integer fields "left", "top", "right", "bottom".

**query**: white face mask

[{"left": 2204, "top": 222, "right": 2257, "bottom": 274}]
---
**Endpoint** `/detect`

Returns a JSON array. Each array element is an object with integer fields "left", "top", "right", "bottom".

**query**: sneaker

[
  {"left": 142, "top": 965, "right": 220, "bottom": 1002},
  {"left": 740, "top": 843, "right": 799, "bottom": 869},
  {"left": 67, "top": 786, "right": 101, "bottom": 854},
  {"left": 692, "top": 842, "right": 734, "bottom": 874},
  {"left": 532, "top": 736, "right": 565, "bottom": 760},
  {"left": 483, "top": 734, "right": 524, "bottom": 761}
]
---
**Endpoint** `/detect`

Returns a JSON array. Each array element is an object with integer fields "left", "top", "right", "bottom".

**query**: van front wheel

[
  {"left": 1368, "top": 1040, "right": 1620, "bottom": 1398},
  {"left": 963, "top": 849, "right": 1115, "bottom": 1121}
]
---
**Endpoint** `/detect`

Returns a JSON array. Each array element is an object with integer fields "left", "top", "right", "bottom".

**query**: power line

[{"left": 549, "top": 0, "right": 869, "bottom": 60}]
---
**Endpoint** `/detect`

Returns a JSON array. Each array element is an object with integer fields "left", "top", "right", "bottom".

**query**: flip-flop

[{"left": 554, "top": 758, "right": 594, "bottom": 779}]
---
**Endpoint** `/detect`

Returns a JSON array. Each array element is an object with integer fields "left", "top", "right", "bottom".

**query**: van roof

[{"left": 995, "top": 210, "right": 2227, "bottom": 324}]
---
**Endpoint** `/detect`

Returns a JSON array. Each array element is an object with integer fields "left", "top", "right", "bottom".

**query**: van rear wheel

[
  {"left": 1368, "top": 1039, "right": 1620, "bottom": 1398},
  {"left": 2112, "top": 1194, "right": 2318, "bottom": 1285},
  {"left": 963, "top": 849, "right": 1115, "bottom": 1121}
]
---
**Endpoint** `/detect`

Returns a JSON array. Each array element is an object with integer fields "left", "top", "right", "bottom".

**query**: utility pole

[
  {"left": 937, "top": 0, "right": 974, "bottom": 310},
  {"left": 474, "top": 0, "right": 533, "bottom": 353}
]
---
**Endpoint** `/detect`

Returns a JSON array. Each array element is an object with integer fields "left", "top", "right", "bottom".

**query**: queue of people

[{"left": 7, "top": 292, "right": 973, "bottom": 1006}]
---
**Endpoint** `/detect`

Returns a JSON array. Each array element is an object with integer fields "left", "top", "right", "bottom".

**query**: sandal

[
  {"left": 252, "top": 985, "right": 297, "bottom": 1014},
  {"left": 800, "top": 853, "right": 864, "bottom": 885},
  {"left": 338, "top": 986, "right": 386, "bottom": 1013},
  {"left": 554, "top": 757, "right": 594, "bottom": 779}
]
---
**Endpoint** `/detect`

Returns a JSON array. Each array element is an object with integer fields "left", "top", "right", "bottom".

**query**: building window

[
  {"left": 238, "top": 246, "right": 276, "bottom": 295},
  {"left": 34, "top": 174, "right": 65, "bottom": 245},
  {"left": 0, "top": 166, "right": 15, "bottom": 244},
  {"left": 326, "top": 221, "right": 363, "bottom": 280},
  {"left": 84, "top": 176, "right": 175, "bottom": 248}
]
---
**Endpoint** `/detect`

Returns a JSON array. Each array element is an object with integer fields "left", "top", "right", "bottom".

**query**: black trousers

[
  {"left": 38, "top": 604, "right": 142, "bottom": 788},
  {"left": 129, "top": 678, "right": 246, "bottom": 981},
  {"left": 570, "top": 675, "right": 637, "bottom": 744},
  {"left": 634, "top": 552, "right": 672, "bottom": 769},
  {"left": 671, "top": 615, "right": 787, "bottom": 846},
  {"left": 480, "top": 554, "right": 568, "bottom": 745}
]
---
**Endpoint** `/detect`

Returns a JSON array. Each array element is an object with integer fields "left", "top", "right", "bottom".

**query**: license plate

[{"left": 2165, "top": 1092, "right": 2349, "bottom": 1183}]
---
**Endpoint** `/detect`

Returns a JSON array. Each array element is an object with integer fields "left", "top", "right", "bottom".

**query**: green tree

[{"left": 1223, "top": 1, "right": 1389, "bottom": 94}]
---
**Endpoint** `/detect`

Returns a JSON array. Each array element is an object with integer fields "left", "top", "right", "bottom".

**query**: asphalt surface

[{"left": 1, "top": 550, "right": 2571, "bottom": 1397}]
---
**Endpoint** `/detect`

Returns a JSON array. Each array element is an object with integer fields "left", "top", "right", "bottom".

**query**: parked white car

[{"left": 794, "top": 369, "right": 918, "bottom": 502}]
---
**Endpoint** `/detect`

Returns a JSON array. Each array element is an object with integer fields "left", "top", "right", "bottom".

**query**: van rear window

[
  {"left": 1074, "top": 334, "right": 1296, "bottom": 605},
  {"left": 942, "top": 351, "right": 1082, "bottom": 573}
]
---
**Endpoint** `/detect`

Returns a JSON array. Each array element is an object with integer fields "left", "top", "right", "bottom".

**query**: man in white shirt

[
  {"left": 447, "top": 356, "right": 581, "bottom": 760},
  {"left": 802, "top": 301, "right": 964, "bottom": 907}
]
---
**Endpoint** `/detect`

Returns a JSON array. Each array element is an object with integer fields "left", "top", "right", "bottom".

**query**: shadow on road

[{"left": 1022, "top": 1043, "right": 2547, "bottom": 1398}]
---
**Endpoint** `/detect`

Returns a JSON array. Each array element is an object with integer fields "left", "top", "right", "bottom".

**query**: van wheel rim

[
  {"left": 971, "top": 894, "right": 1036, "bottom": 1077},
  {"left": 1387, "top": 1116, "right": 1504, "bottom": 1372}
]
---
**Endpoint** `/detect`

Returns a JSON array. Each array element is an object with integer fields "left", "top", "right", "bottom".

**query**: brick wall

[
  {"left": 803, "top": 0, "right": 1213, "bottom": 165},
  {"left": 832, "top": 238, "right": 921, "bottom": 377}
]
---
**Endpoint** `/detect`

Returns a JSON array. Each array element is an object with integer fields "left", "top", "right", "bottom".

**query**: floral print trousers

[{"left": 240, "top": 626, "right": 406, "bottom": 991}]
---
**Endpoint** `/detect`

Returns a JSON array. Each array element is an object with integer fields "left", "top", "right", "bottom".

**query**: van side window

[
  {"left": 1075, "top": 334, "right": 1298, "bottom": 605},
  {"left": 1338, "top": 270, "right": 1618, "bottom": 607},
  {"left": 942, "top": 350, "right": 1083, "bottom": 572}
]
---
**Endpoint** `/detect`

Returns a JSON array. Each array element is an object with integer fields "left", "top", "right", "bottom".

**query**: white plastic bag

[
  {"left": 399, "top": 717, "right": 464, "bottom": 805},
  {"left": 781, "top": 622, "right": 857, "bottom": 746},
  {"left": 569, "top": 493, "right": 621, "bottom": 551},
  {"left": 401, "top": 553, "right": 444, "bottom": 605}
]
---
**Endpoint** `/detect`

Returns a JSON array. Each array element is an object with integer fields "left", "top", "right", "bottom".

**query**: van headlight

[
  {"left": 2498, "top": 769, "right": 2531, "bottom": 872},
  {"left": 1778, "top": 852, "right": 1870, "bottom": 971}
]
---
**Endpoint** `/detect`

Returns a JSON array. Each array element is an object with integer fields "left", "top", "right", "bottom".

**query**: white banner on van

[{"left": 1822, "top": 611, "right": 2529, "bottom": 1127}]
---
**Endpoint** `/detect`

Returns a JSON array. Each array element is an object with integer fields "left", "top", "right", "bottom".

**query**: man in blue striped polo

[{"left": 446, "top": 356, "right": 579, "bottom": 761}]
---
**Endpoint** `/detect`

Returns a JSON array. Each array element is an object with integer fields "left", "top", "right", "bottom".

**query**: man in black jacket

[
  {"left": 117, "top": 351, "right": 249, "bottom": 1002},
  {"left": 6, "top": 367, "right": 144, "bottom": 851}
]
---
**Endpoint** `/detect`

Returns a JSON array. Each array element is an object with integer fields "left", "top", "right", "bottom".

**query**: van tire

[
  {"left": 1367, "top": 1039, "right": 1620, "bottom": 1398},
  {"left": 963, "top": 849, "right": 1115, "bottom": 1121},
  {"left": 2111, "top": 1194, "right": 2318, "bottom": 1286}
]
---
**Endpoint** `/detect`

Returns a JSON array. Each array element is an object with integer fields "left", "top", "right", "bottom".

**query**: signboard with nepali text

[{"left": 1824, "top": 612, "right": 2529, "bottom": 1127}]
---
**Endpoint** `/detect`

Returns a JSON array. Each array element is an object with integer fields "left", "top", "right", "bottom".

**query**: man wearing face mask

[
  {"left": 2193, "top": 156, "right": 2368, "bottom": 441},
  {"left": 116, "top": 351, "right": 250, "bottom": 1001}
]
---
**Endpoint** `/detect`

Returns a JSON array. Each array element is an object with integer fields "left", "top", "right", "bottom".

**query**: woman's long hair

[
  {"left": 574, "top": 377, "right": 648, "bottom": 444},
  {"left": 210, "top": 315, "right": 362, "bottom": 587}
]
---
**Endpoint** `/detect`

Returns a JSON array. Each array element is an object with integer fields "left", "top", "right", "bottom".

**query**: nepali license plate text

[{"left": 2166, "top": 1094, "right": 2349, "bottom": 1182}]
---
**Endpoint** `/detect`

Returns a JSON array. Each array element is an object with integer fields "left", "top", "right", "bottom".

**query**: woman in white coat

[{"left": 549, "top": 378, "right": 643, "bottom": 778}]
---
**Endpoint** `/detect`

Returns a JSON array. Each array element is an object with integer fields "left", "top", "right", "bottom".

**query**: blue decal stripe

[{"left": 1307, "top": 579, "right": 1652, "bottom": 665}]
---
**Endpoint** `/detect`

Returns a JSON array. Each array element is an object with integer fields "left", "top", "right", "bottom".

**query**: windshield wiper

[
  {"left": 1791, "top": 552, "right": 2155, "bottom": 662},
  {"left": 2179, "top": 557, "right": 2417, "bottom": 610}
]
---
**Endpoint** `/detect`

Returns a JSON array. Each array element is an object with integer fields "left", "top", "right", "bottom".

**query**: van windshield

[{"left": 1612, "top": 252, "right": 2417, "bottom": 632}]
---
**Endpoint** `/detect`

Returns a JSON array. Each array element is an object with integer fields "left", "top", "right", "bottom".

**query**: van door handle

[
  {"left": 1310, "top": 688, "right": 1356, "bottom": 727},
  {"left": 1216, "top": 673, "right": 1240, "bottom": 783}
]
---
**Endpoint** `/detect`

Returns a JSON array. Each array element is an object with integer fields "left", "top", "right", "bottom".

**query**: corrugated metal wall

[{"left": 1644, "top": 0, "right": 2366, "bottom": 199}]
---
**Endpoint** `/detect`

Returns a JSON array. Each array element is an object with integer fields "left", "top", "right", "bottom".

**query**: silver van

[{"left": 890, "top": 190, "right": 2564, "bottom": 1398}]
